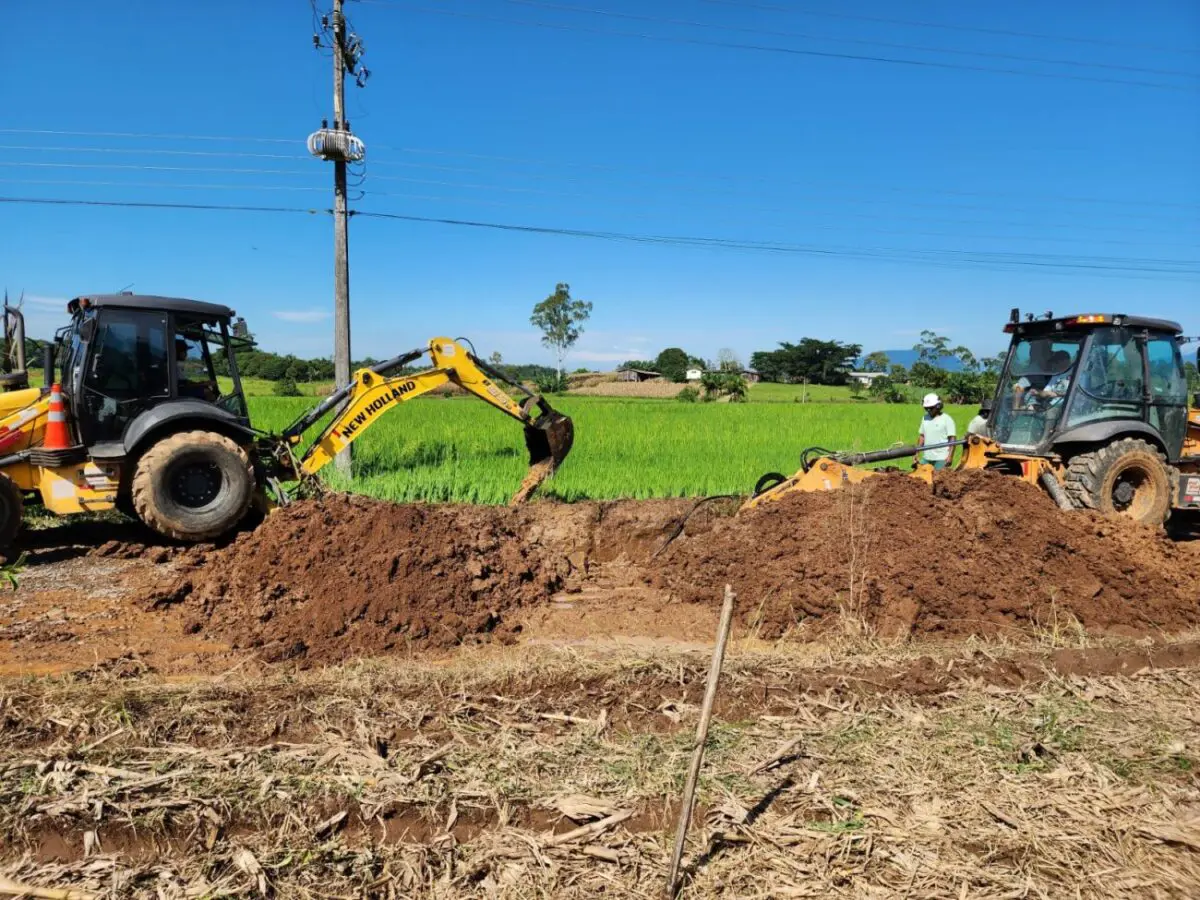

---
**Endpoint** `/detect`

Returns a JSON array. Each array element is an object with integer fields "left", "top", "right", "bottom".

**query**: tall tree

[
  {"left": 655, "top": 347, "right": 692, "bottom": 383},
  {"left": 717, "top": 348, "right": 742, "bottom": 372},
  {"left": 862, "top": 350, "right": 890, "bottom": 372},
  {"left": 914, "top": 330, "right": 951, "bottom": 365},
  {"left": 530, "top": 283, "right": 592, "bottom": 380},
  {"left": 749, "top": 338, "right": 861, "bottom": 385}
]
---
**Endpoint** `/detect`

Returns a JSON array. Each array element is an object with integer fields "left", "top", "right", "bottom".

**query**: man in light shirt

[
  {"left": 967, "top": 399, "right": 992, "bottom": 437},
  {"left": 915, "top": 393, "right": 957, "bottom": 470}
]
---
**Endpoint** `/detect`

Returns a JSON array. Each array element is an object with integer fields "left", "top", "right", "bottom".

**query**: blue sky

[{"left": 2, "top": 0, "right": 1197, "bottom": 368}]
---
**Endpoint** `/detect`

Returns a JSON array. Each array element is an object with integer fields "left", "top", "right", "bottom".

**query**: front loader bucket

[{"left": 511, "top": 412, "right": 575, "bottom": 504}]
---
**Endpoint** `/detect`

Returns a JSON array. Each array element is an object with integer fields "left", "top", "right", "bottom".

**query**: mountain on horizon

[{"left": 860, "top": 350, "right": 964, "bottom": 372}]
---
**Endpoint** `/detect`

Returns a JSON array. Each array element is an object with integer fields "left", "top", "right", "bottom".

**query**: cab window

[
  {"left": 80, "top": 309, "right": 170, "bottom": 443},
  {"left": 1067, "top": 327, "right": 1144, "bottom": 427}
]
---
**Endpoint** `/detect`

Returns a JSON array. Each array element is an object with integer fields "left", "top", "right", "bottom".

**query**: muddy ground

[
  {"left": 3, "top": 470, "right": 1200, "bottom": 674},
  {"left": 4, "top": 471, "right": 1200, "bottom": 897}
]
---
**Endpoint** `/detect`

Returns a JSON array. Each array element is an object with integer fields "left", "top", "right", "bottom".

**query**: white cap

[{"left": 922, "top": 392, "right": 941, "bottom": 408}]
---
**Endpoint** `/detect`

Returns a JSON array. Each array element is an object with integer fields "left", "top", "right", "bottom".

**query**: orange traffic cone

[{"left": 44, "top": 383, "right": 71, "bottom": 450}]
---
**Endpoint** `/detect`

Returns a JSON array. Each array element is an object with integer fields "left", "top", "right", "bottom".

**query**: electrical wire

[
  {"left": 356, "top": 0, "right": 1199, "bottom": 91},
  {"left": 2, "top": 195, "right": 1196, "bottom": 278},
  {"left": 3, "top": 131, "right": 1193, "bottom": 212},
  {"left": 693, "top": 0, "right": 1200, "bottom": 58},
  {"left": 490, "top": 0, "right": 1200, "bottom": 79},
  {"left": 0, "top": 144, "right": 310, "bottom": 162}
]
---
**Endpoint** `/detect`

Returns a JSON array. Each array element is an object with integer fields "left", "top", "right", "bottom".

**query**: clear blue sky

[{"left": 2, "top": 0, "right": 1197, "bottom": 368}]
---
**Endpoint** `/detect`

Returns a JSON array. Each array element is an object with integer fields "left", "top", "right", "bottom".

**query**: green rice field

[{"left": 247, "top": 394, "right": 976, "bottom": 504}]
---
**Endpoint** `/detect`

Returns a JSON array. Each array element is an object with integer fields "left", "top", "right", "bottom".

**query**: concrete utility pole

[
  {"left": 308, "top": 0, "right": 367, "bottom": 477},
  {"left": 331, "top": 0, "right": 352, "bottom": 477}
]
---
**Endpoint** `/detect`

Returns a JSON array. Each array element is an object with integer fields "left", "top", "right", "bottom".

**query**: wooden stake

[{"left": 666, "top": 584, "right": 736, "bottom": 898}]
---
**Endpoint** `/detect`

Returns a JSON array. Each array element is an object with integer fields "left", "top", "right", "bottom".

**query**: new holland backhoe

[
  {"left": 748, "top": 309, "right": 1200, "bottom": 527},
  {"left": 0, "top": 293, "right": 573, "bottom": 547}
]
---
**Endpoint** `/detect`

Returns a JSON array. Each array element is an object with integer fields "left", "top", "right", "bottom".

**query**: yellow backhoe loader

[
  {"left": 0, "top": 293, "right": 573, "bottom": 547},
  {"left": 747, "top": 310, "right": 1200, "bottom": 527}
]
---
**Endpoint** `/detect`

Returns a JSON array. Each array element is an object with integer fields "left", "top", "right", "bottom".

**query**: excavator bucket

[{"left": 511, "top": 412, "right": 575, "bottom": 504}]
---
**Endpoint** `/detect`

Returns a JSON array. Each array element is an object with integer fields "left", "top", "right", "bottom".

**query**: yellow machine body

[{"left": 0, "top": 387, "right": 121, "bottom": 515}]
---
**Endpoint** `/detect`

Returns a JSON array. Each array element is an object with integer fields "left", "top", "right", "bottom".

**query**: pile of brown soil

[
  {"left": 158, "top": 471, "right": 1200, "bottom": 664},
  {"left": 159, "top": 495, "right": 561, "bottom": 662},
  {"left": 654, "top": 470, "right": 1200, "bottom": 639}
]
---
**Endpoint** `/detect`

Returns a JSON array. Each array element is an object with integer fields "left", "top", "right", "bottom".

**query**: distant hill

[{"left": 861, "top": 350, "right": 964, "bottom": 372}]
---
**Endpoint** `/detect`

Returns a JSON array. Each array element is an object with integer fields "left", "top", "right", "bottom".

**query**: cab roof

[
  {"left": 1008, "top": 313, "right": 1182, "bottom": 336},
  {"left": 69, "top": 293, "right": 235, "bottom": 320}
]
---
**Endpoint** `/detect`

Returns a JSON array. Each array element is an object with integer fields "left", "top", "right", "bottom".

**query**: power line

[
  {"left": 356, "top": 0, "right": 1199, "bottom": 91},
  {"left": 0, "top": 128, "right": 297, "bottom": 144},
  {"left": 0, "top": 196, "right": 325, "bottom": 215},
  {"left": 1, "top": 174, "right": 1189, "bottom": 242},
  {"left": 489, "top": 0, "right": 1200, "bottom": 79},
  {"left": 360, "top": 172, "right": 1200, "bottom": 225},
  {"left": 0, "top": 143, "right": 310, "bottom": 162},
  {"left": 694, "top": 0, "right": 1200, "bottom": 58},
  {"left": 4, "top": 194, "right": 1194, "bottom": 279},
  {"left": 5, "top": 130, "right": 1195, "bottom": 211},
  {"left": 0, "top": 161, "right": 313, "bottom": 178}
]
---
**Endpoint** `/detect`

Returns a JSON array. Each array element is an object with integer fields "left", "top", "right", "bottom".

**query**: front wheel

[
  {"left": 131, "top": 431, "right": 255, "bottom": 541},
  {"left": 0, "top": 473, "right": 24, "bottom": 551},
  {"left": 1063, "top": 438, "right": 1172, "bottom": 526}
]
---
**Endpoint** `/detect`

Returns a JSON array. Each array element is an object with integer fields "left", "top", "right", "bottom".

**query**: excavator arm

[{"left": 278, "top": 337, "right": 574, "bottom": 498}]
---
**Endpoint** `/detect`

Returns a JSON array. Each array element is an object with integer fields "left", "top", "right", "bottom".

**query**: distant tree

[
  {"left": 530, "top": 282, "right": 592, "bottom": 380},
  {"left": 868, "top": 375, "right": 908, "bottom": 404},
  {"left": 889, "top": 363, "right": 909, "bottom": 382},
  {"left": 862, "top": 351, "right": 890, "bottom": 373},
  {"left": 1185, "top": 360, "right": 1199, "bottom": 391},
  {"left": 488, "top": 351, "right": 503, "bottom": 367},
  {"left": 749, "top": 338, "right": 861, "bottom": 385},
  {"left": 981, "top": 355, "right": 1004, "bottom": 375},
  {"left": 952, "top": 345, "right": 978, "bottom": 372},
  {"left": 914, "top": 330, "right": 952, "bottom": 366},
  {"left": 676, "top": 386, "right": 699, "bottom": 403},
  {"left": 700, "top": 371, "right": 747, "bottom": 402},
  {"left": 717, "top": 348, "right": 742, "bottom": 372},
  {"left": 655, "top": 347, "right": 692, "bottom": 383},
  {"left": 848, "top": 378, "right": 865, "bottom": 399},
  {"left": 909, "top": 360, "right": 947, "bottom": 389}
]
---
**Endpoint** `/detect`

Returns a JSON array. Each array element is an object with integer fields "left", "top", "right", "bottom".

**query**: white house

[
  {"left": 685, "top": 367, "right": 704, "bottom": 381},
  {"left": 848, "top": 371, "right": 888, "bottom": 386}
]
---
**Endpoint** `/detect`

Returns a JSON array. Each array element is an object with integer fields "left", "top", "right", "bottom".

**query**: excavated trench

[{"left": 142, "top": 470, "right": 1200, "bottom": 665}]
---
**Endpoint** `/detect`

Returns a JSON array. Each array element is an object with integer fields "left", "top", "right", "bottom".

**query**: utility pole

[
  {"left": 331, "top": 0, "right": 352, "bottom": 477},
  {"left": 308, "top": 1, "right": 368, "bottom": 477}
]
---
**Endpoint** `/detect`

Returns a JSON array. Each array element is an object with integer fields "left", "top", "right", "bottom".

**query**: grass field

[{"left": 248, "top": 394, "right": 976, "bottom": 504}]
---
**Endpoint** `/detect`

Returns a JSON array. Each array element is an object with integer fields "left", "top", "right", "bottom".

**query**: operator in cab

[
  {"left": 175, "top": 337, "right": 218, "bottom": 402},
  {"left": 915, "top": 393, "right": 957, "bottom": 470}
]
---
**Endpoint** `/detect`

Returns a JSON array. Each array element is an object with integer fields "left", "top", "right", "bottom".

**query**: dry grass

[{"left": 2, "top": 640, "right": 1200, "bottom": 898}]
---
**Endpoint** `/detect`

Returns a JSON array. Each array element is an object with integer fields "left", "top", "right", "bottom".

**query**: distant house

[
  {"left": 618, "top": 368, "right": 661, "bottom": 383},
  {"left": 685, "top": 367, "right": 704, "bottom": 382},
  {"left": 740, "top": 369, "right": 761, "bottom": 384},
  {"left": 849, "top": 371, "right": 888, "bottom": 386}
]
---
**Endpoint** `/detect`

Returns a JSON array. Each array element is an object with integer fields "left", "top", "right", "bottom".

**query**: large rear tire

[
  {"left": 131, "top": 431, "right": 255, "bottom": 542},
  {"left": 1063, "top": 438, "right": 1172, "bottom": 526},
  {"left": 0, "top": 473, "right": 23, "bottom": 550}
]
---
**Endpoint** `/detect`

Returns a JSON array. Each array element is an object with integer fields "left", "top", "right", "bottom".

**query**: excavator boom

[{"left": 280, "top": 338, "right": 573, "bottom": 500}]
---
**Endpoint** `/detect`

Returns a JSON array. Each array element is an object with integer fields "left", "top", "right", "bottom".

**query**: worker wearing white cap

[{"left": 915, "top": 393, "right": 957, "bottom": 470}]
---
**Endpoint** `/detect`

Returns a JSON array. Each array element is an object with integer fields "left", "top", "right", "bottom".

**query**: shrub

[
  {"left": 676, "top": 386, "right": 699, "bottom": 403},
  {"left": 273, "top": 376, "right": 302, "bottom": 397}
]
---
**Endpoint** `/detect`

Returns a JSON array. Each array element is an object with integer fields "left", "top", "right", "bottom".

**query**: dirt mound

[
  {"left": 155, "top": 471, "right": 1200, "bottom": 665},
  {"left": 157, "top": 495, "right": 561, "bottom": 662},
  {"left": 655, "top": 470, "right": 1200, "bottom": 639}
]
